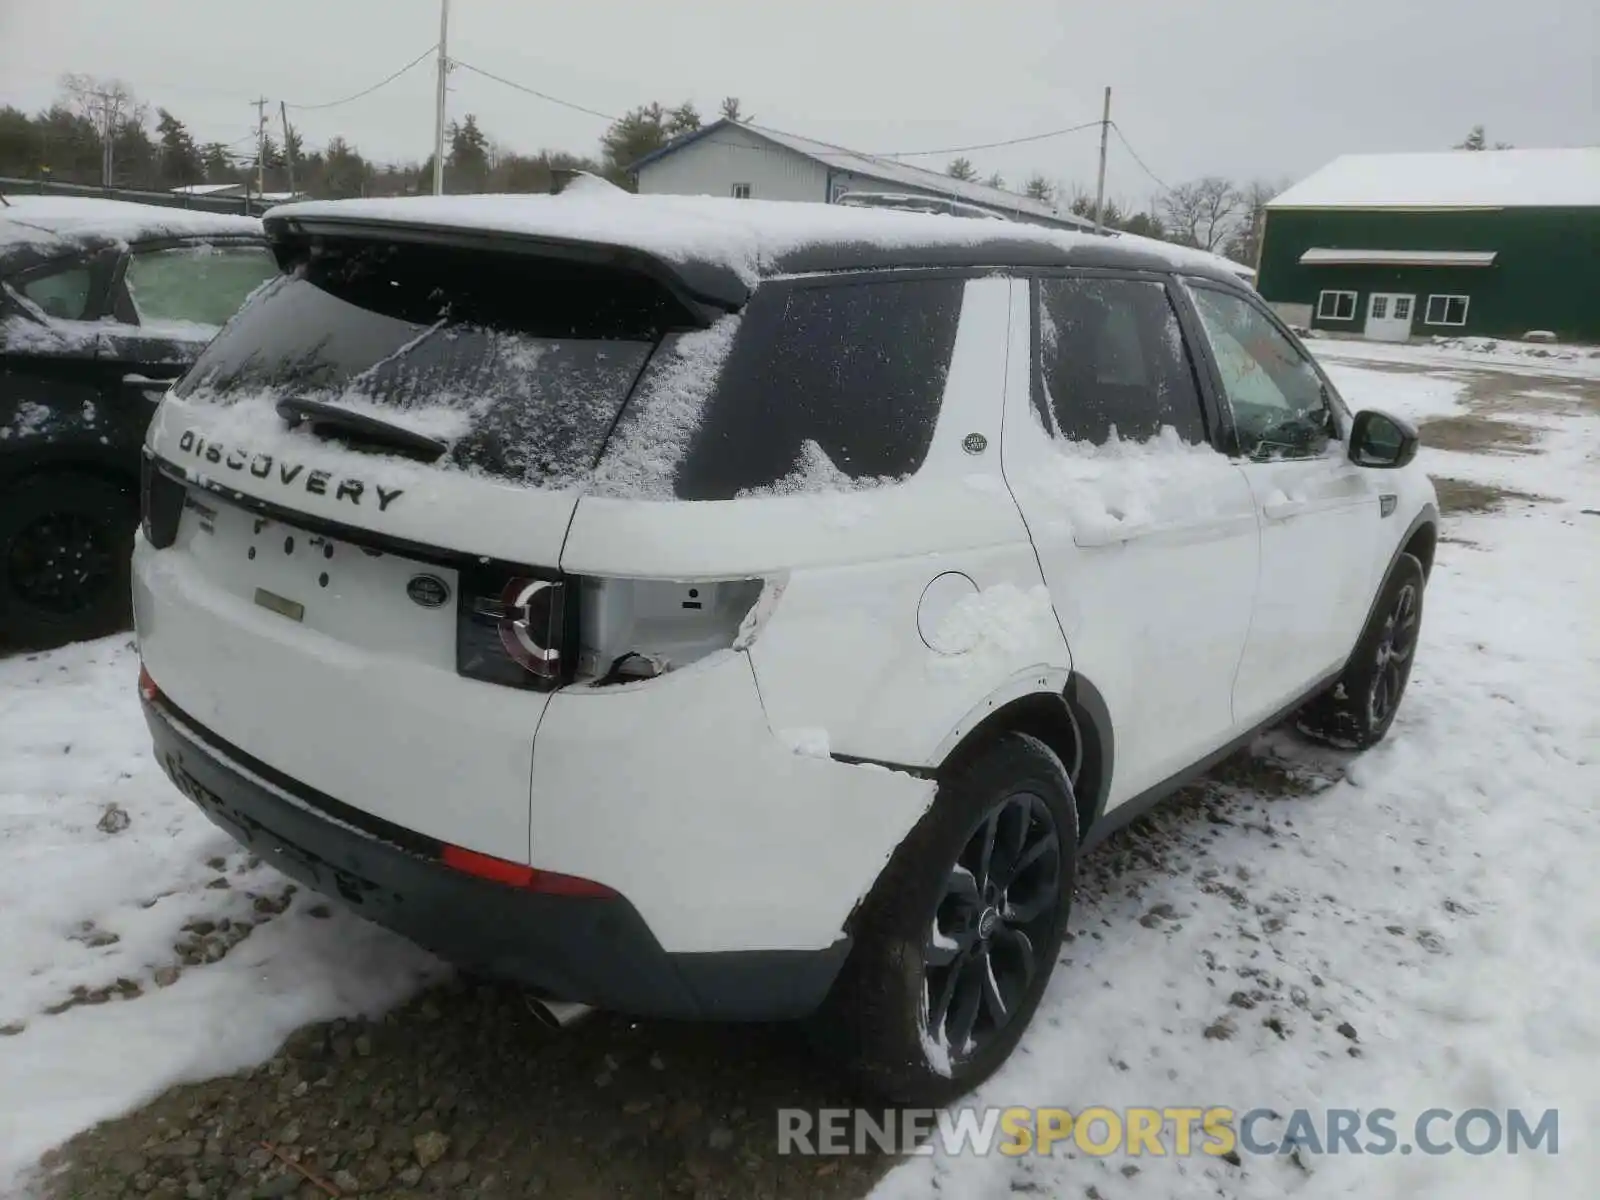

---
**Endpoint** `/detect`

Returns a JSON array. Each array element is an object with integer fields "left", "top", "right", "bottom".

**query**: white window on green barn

[
  {"left": 1425, "top": 295, "right": 1470, "bottom": 326},
  {"left": 1317, "top": 290, "right": 1357, "bottom": 320}
]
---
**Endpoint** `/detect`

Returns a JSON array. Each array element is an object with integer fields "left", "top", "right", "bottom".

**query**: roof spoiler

[{"left": 262, "top": 212, "right": 750, "bottom": 320}]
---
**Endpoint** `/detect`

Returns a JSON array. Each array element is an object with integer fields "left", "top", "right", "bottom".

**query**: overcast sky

[{"left": 1, "top": 0, "right": 1594, "bottom": 204}]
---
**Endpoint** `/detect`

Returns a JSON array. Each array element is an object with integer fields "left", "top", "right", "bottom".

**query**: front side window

[
  {"left": 1034, "top": 276, "right": 1207, "bottom": 446},
  {"left": 1317, "top": 290, "right": 1356, "bottom": 320},
  {"left": 1190, "top": 285, "right": 1334, "bottom": 460},
  {"left": 18, "top": 262, "right": 95, "bottom": 320},
  {"left": 1425, "top": 294, "right": 1470, "bottom": 326},
  {"left": 599, "top": 276, "right": 964, "bottom": 500},
  {"left": 124, "top": 242, "right": 279, "bottom": 329}
]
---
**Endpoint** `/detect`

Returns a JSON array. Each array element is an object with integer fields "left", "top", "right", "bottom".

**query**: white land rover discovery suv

[{"left": 134, "top": 192, "right": 1437, "bottom": 1103}]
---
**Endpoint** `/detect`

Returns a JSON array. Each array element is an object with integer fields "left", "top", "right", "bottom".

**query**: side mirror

[
  {"left": 1349, "top": 409, "right": 1419, "bottom": 469},
  {"left": 122, "top": 373, "right": 176, "bottom": 407}
]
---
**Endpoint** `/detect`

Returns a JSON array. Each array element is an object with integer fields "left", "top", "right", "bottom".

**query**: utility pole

[
  {"left": 92, "top": 89, "right": 118, "bottom": 189},
  {"left": 279, "top": 101, "right": 297, "bottom": 196},
  {"left": 1092, "top": 86, "right": 1111, "bottom": 235},
  {"left": 432, "top": 0, "right": 451, "bottom": 195},
  {"left": 253, "top": 96, "right": 269, "bottom": 200}
]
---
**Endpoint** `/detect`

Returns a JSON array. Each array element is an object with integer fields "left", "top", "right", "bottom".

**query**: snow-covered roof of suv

[
  {"left": 0, "top": 196, "right": 263, "bottom": 275},
  {"left": 265, "top": 191, "right": 1249, "bottom": 310}
]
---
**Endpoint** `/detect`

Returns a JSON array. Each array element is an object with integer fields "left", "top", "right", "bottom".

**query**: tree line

[
  {"left": 0, "top": 75, "right": 741, "bottom": 201},
  {"left": 0, "top": 77, "right": 1506, "bottom": 270},
  {"left": 947, "top": 154, "right": 1283, "bottom": 265}
]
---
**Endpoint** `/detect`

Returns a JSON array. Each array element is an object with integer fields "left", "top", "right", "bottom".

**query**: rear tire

[
  {"left": 0, "top": 472, "right": 136, "bottom": 650},
  {"left": 818, "top": 733, "right": 1078, "bottom": 1106},
  {"left": 1296, "top": 552, "right": 1425, "bottom": 750}
]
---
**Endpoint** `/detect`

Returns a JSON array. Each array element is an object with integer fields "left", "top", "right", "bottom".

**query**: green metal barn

[{"left": 1257, "top": 149, "right": 1599, "bottom": 343}]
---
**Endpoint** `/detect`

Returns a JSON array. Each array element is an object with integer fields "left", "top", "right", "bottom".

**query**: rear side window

[
  {"left": 124, "top": 242, "right": 278, "bottom": 329},
  {"left": 1035, "top": 276, "right": 1206, "bottom": 445},
  {"left": 175, "top": 240, "right": 688, "bottom": 489},
  {"left": 19, "top": 262, "right": 94, "bottom": 320},
  {"left": 601, "top": 276, "right": 963, "bottom": 501}
]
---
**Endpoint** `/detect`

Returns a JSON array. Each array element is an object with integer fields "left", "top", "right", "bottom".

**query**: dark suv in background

[{"left": 0, "top": 196, "right": 273, "bottom": 647}]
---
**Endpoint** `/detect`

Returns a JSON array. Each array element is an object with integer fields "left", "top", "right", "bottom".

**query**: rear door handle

[
  {"left": 1074, "top": 512, "right": 1256, "bottom": 547},
  {"left": 1262, "top": 500, "right": 1302, "bottom": 520}
]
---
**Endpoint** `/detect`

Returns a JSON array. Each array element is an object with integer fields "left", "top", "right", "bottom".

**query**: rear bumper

[{"left": 144, "top": 693, "right": 849, "bottom": 1020}]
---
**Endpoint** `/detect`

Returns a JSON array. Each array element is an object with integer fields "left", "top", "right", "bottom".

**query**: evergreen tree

[
  {"left": 1024, "top": 174, "right": 1054, "bottom": 204},
  {"left": 946, "top": 156, "right": 977, "bottom": 181},
  {"left": 446, "top": 114, "right": 491, "bottom": 192},
  {"left": 200, "top": 142, "right": 233, "bottom": 183},
  {"left": 1454, "top": 125, "right": 1511, "bottom": 151},
  {"left": 319, "top": 136, "right": 370, "bottom": 198},
  {"left": 155, "top": 108, "right": 203, "bottom": 187},
  {"left": 600, "top": 101, "right": 705, "bottom": 180}
]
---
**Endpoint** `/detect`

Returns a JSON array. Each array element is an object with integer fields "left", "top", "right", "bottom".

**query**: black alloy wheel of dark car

[
  {"left": 0, "top": 472, "right": 136, "bottom": 649},
  {"left": 1296, "top": 552, "right": 1427, "bottom": 750},
  {"left": 820, "top": 732, "right": 1078, "bottom": 1106}
]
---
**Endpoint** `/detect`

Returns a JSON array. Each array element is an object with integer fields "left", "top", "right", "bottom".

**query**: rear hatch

[{"left": 139, "top": 225, "right": 727, "bottom": 855}]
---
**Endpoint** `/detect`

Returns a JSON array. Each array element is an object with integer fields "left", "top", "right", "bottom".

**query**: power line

[
  {"left": 448, "top": 58, "right": 618, "bottom": 123},
  {"left": 873, "top": 121, "right": 1103, "bottom": 158},
  {"left": 1110, "top": 121, "right": 1171, "bottom": 194},
  {"left": 285, "top": 45, "right": 438, "bottom": 111}
]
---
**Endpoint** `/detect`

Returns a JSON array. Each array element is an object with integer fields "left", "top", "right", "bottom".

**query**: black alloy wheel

[
  {"left": 1367, "top": 579, "right": 1420, "bottom": 727},
  {"left": 923, "top": 792, "right": 1062, "bottom": 1066}
]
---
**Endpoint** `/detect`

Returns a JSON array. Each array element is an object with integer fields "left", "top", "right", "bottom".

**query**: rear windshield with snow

[
  {"left": 597, "top": 275, "right": 964, "bottom": 500},
  {"left": 173, "top": 240, "right": 681, "bottom": 488}
]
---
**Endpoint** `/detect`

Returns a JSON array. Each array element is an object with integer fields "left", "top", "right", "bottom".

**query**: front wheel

[
  {"left": 819, "top": 733, "right": 1078, "bottom": 1106},
  {"left": 1296, "top": 552, "right": 1426, "bottom": 750}
]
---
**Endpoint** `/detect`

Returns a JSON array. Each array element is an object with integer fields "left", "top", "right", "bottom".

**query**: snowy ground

[{"left": 2, "top": 341, "right": 1597, "bottom": 1197}]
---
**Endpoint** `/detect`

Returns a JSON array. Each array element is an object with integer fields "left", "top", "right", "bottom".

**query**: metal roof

[
  {"left": 1270, "top": 149, "right": 1600, "bottom": 210},
  {"left": 629, "top": 119, "right": 1098, "bottom": 231}
]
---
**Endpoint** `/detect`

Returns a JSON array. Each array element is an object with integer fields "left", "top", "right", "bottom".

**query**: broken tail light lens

[{"left": 456, "top": 565, "right": 571, "bottom": 691}]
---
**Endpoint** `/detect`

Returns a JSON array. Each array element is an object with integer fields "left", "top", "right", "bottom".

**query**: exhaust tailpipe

[{"left": 524, "top": 995, "right": 595, "bottom": 1029}]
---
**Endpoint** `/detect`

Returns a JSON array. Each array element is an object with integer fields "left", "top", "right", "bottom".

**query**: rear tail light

[
  {"left": 138, "top": 664, "right": 160, "bottom": 703},
  {"left": 456, "top": 564, "right": 572, "bottom": 691},
  {"left": 140, "top": 453, "right": 185, "bottom": 548},
  {"left": 440, "top": 843, "right": 618, "bottom": 897},
  {"left": 456, "top": 566, "right": 780, "bottom": 690}
]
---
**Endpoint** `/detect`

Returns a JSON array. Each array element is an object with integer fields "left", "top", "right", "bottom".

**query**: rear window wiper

[{"left": 275, "top": 396, "right": 447, "bottom": 464}]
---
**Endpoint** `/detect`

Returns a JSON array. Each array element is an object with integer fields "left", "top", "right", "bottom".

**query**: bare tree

[
  {"left": 1160, "top": 177, "right": 1244, "bottom": 252},
  {"left": 60, "top": 73, "right": 146, "bottom": 186},
  {"left": 1222, "top": 178, "right": 1286, "bottom": 265},
  {"left": 719, "top": 97, "right": 743, "bottom": 122}
]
